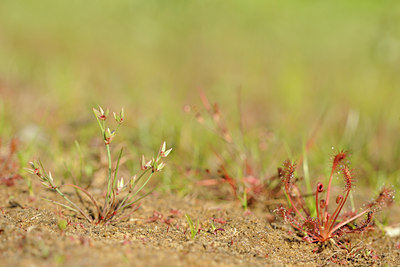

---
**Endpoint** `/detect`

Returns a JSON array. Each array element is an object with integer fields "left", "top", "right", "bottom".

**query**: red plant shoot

[
  {"left": 277, "top": 151, "right": 394, "bottom": 244},
  {"left": 0, "top": 138, "right": 22, "bottom": 187}
]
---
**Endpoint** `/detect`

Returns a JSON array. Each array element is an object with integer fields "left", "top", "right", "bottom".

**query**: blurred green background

[{"left": 0, "top": 1, "right": 399, "bottom": 196}]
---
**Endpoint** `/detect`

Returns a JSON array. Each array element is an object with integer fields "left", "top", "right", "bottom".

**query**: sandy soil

[{"left": 1, "top": 183, "right": 400, "bottom": 267}]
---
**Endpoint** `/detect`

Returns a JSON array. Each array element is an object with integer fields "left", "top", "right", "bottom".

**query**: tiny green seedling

[
  {"left": 209, "top": 219, "right": 225, "bottom": 235},
  {"left": 210, "top": 220, "right": 216, "bottom": 232},
  {"left": 57, "top": 219, "right": 68, "bottom": 231},
  {"left": 185, "top": 214, "right": 200, "bottom": 240}
]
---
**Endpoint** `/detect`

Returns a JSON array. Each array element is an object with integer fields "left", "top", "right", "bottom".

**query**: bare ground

[{"left": 1, "top": 184, "right": 400, "bottom": 267}]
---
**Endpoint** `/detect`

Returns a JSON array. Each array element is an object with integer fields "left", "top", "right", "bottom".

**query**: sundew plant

[
  {"left": 29, "top": 106, "right": 172, "bottom": 224},
  {"left": 277, "top": 152, "right": 394, "bottom": 245}
]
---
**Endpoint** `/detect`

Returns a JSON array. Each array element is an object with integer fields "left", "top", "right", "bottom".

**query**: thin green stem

[
  {"left": 54, "top": 187, "right": 92, "bottom": 223},
  {"left": 102, "top": 143, "right": 113, "bottom": 219},
  {"left": 115, "top": 169, "right": 150, "bottom": 212},
  {"left": 121, "top": 189, "right": 154, "bottom": 210},
  {"left": 93, "top": 109, "right": 105, "bottom": 133},
  {"left": 106, "top": 144, "right": 112, "bottom": 197},
  {"left": 131, "top": 172, "right": 154, "bottom": 199},
  {"left": 242, "top": 190, "right": 247, "bottom": 211},
  {"left": 113, "top": 148, "right": 124, "bottom": 189},
  {"left": 119, "top": 171, "right": 155, "bottom": 210},
  {"left": 42, "top": 198, "right": 79, "bottom": 213},
  {"left": 302, "top": 146, "right": 312, "bottom": 196}
]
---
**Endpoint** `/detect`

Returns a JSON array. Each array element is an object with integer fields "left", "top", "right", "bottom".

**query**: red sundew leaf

[
  {"left": 169, "top": 209, "right": 181, "bottom": 216},
  {"left": 212, "top": 218, "right": 226, "bottom": 224},
  {"left": 146, "top": 211, "right": 163, "bottom": 223},
  {"left": 332, "top": 151, "right": 347, "bottom": 171},
  {"left": 277, "top": 153, "right": 394, "bottom": 246},
  {"left": 341, "top": 166, "right": 354, "bottom": 191}
]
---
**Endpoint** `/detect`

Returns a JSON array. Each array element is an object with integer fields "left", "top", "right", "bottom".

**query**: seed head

[
  {"left": 117, "top": 178, "right": 124, "bottom": 194},
  {"left": 104, "top": 128, "right": 116, "bottom": 144},
  {"left": 156, "top": 162, "right": 166, "bottom": 172},
  {"left": 113, "top": 108, "right": 124, "bottom": 124},
  {"left": 93, "top": 106, "right": 109, "bottom": 120},
  {"left": 159, "top": 141, "right": 172, "bottom": 157},
  {"left": 129, "top": 175, "right": 137, "bottom": 191},
  {"left": 141, "top": 155, "right": 153, "bottom": 170}
]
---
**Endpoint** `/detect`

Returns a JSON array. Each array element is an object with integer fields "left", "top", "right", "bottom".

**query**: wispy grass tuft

[{"left": 28, "top": 106, "right": 172, "bottom": 224}]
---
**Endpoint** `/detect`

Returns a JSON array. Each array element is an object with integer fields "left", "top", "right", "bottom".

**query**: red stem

[
  {"left": 285, "top": 186, "right": 305, "bottom": 220},
  {"left": 323, "top": 169, "right": 336, "bottom": 221},
  {"left": 315, "top": 189, "right": 321, "bottom": 224},
  {"left": 327, "top": 190, "right": 350, "bottom": 232},
  {"left": 330, "top": 209, "right": 369, "bottom": 234}
]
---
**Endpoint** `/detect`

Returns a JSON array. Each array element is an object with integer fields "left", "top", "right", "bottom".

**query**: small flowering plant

[
  {"left": 276, "top": 151, "right": 394, "bottom": 245},
  {"left": 28, "top": 106, "right": 172, "bottom": 224}
]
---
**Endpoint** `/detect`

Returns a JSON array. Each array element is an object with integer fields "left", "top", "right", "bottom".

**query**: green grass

[{"left": 0, "top": 1, "right": 399, "bottom": 202}]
